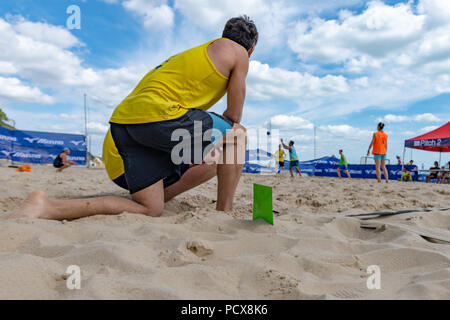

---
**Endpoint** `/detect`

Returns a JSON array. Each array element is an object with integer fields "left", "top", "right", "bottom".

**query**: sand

[{"left": 0, "top": 165, "right": 449, "bottom": 300}]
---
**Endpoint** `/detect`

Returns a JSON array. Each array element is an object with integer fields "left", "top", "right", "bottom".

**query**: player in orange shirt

[{"left": 367, "top": 122, "right": 389, "bottom": 183}]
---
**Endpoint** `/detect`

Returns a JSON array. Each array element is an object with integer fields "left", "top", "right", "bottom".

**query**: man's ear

[{"left": 248, "top": 46, "right": 255, "bottom": 57}]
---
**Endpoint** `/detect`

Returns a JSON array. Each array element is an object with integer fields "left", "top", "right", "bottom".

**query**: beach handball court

[{"left": 0, "top": 166, "right": 449, "bottom": 300}]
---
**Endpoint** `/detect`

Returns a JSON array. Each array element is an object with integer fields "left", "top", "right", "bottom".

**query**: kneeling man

[{"left": 12, "top": 16, "right": 258, "bottom": 220}]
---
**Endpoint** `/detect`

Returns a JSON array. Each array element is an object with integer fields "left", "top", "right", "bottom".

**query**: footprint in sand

[
  {"left": 260, "top": 269, "right": 300, "bottom": 298},
  {"left": 186, "top": 240, "right": 214, "bottom": 258}
]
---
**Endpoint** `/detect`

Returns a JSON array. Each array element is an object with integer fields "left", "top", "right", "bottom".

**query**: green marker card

[{"left": 253, "top": 184, "right": 273, "bottom": 225}]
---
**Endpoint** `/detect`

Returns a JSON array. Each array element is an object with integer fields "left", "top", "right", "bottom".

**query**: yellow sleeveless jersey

[
  {"left": 102, "top": 129, "right": 124, "bottom": 181},
  {"left": 276, "top": 150, "right": 284, "bottom": 162},
  {"left": 110, "top": 38, "right": 229, "bottom": 124}
]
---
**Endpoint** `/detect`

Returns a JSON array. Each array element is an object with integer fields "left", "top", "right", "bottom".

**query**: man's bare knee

[
  {"left": 141, "top": 204, "right": 164, "bottom": 217},
  {"left": 131, "top": 197, "right": 164, "bottom": 217}
]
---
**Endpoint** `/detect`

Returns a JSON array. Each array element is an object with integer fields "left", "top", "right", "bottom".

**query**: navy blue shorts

[
  {"left": 112, "top": 164, "right": 191, "bottom": 191},
  {"left": 290, "top": 160, "right": 299, "bottom": 168},
  {"left": 110, "top": 109, "right": 233, "bottom": 194}
]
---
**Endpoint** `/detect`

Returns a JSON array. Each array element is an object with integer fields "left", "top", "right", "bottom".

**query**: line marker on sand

[
  {"left": 347, "top": 207, "right": 450, "bottom": 219},
  {"left": 253, "top": 184, "right": 274, "bottom": 225}
]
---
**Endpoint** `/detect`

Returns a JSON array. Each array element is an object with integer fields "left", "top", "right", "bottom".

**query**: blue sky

[{"left": 0, "top": 0, "right": 449, "bottom": 168}]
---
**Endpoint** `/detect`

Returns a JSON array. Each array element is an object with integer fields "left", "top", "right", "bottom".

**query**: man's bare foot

[
  {"left": 216, "top": 206, "right": 233, "bottom": 213},
  {"left": 9, "top": 191, "right": 57, "bottom": 220}
]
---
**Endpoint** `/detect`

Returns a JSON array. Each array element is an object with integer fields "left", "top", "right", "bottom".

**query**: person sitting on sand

[
  {"left": 437, "top": 161, "right": 450, "bottom": 184},
  {"left": 53, "top": 148, "right": 76, "bottom": 172},
  {"left": 426, "top": 161, "right": 440, "bottom": 183},
  {"left": 336, "top": 149, "right": 351, "bottom": 179},
  {"left": 401, "top": 167, "right": 412, "bottom": 182},
  {"left": 275, "top": 144, "right": 286, "bottom": 174},
  {"left": 12, "top": 16, "right": 258, "bottom": 220},
  {"left": 367, "top": 122, "right": 389, "bottom": 183},
  {"left": 281, "top": 139, "right": 302, "bottom": 178}
]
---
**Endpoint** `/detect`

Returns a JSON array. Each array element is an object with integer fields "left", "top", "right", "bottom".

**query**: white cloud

[
  {"left": 0, "top": 16, "right": 144, "bottom": 107},
  {"left": 10, "top": 15, "right": 81, "bottom": 49},
  {"left": 269, "top": 114, "right": 314, "bottom": 130},
  {"left": 420, "top": 125, "right": 439, "bottom": 133},
  {"left": 378, "top": 113, "right": 441, "bottom": 123},
  {"left": 318, "top": 124, "right": 371, "bottom": 139},
  {"left": 287, "top": 0, "right": 450, "bottom": 79},
  {"left": 288, "top": 1, "right": 425, "bottom": 64},
  {"left": 174, "top": 0, "right": 300, "bottom": 52},
  {"left": 281, "top": 0, "right": 450, "bottom": 120},
  {"left": 175, "top": 0, "right": 271, "bottom": 29},
  {"left": 248, "top": 60, "right": 350, "bottom": 100},
  {"left": 172, "top": 0, "right": 365, "bottom": 52},
  {"left": 87, "top": 67, "right": 143, "bottom": 106},
  {"left": 0, "top": 61, "right": 17, "bottom": 74},
  {"left": 123, "top": 0, "right": 174, "bottom": 29},
  {"left": 87, "top": 122, "right": 109, "bottom": 135},
  {"left": 312, "top": 124, "right": 374, "bottom": 158},
  {"left": 0, "top": 16, "right": 93, "bottom": 87},
  {"left": 0, "top": 76, "right": 53, "bottom": 104},
  {"left": 59, "top": 113, "right": 83, "bottom": 120},
  {"left": 417, "top": 0, "right": 450, "bottom": 29}
]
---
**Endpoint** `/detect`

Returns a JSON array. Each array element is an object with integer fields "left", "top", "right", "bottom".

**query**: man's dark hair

[
  {"left": 339, "top": 149, "right": 343, "bottom": 153},
  {"left": 222, "top": 15, "right": 258, "bottom": 51},
  {"left": 290, "top": 141, "right": 294, "bottom": 145},
  {"left": 378, "top": 122, "right": 385, "bottom": 130}
]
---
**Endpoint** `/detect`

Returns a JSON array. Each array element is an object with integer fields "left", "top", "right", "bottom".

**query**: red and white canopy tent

[{"left": 404, "top": 121, "right": 450, "bottom": 166}]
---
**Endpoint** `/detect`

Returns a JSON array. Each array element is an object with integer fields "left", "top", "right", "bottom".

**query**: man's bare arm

[
  {"left": 367, "top": 134, "right": 376, "bottom": 155},
  {"left": 223, "top": 48, "right": 249, "bottom": 124},
  {"left": 281, "top": 140, "right": 291, "bottom": 152}
]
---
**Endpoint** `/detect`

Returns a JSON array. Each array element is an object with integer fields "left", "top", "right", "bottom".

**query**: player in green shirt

[{"left": 337, "top": 149, "right": 351, "bottom": 179}]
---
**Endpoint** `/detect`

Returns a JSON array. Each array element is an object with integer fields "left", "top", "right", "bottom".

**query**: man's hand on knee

[{"left": 221, "top": 123, "right": 247, "bottom": 165}]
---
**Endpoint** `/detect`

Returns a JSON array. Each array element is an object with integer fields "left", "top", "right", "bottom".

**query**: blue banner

[
  {"left": 312, "top": 163, "right": 418, "bottom": 181},
  {"left": 0, "top": 126, "right": 86, "bottom": 165},
  {"left": 296, "top": 157, "right": 418, "bottom": 181},
  {"left": 243, "top": 154, "right": 419, "bottom": 181}
]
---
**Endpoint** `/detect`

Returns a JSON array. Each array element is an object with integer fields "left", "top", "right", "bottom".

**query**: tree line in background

[{"left": 0, "top": 108, "right": 14, "bottom": 129}]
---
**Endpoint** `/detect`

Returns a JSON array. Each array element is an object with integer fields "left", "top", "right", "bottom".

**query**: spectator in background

[
  {"left": 401, "top": 167, "right": 412, "bottom": 182},
  {"left": 437, "top": 161, "right": 450, "bottom": 184},
  {"left": 426, "top": 161, "right": 440, "bottom": 183},
  {"left": 53, "top": 148, "right": 76, "bottom": 172},
  {"left": 396, "top": 156, "right": 402, "bottom": 165},
  {"left": 407, "top": 160, "right": 414, "bottom": 165}
]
